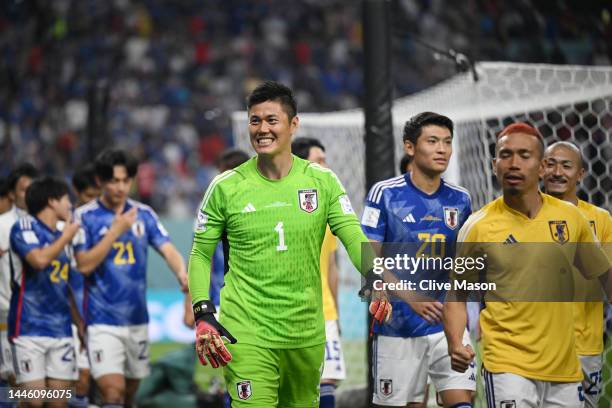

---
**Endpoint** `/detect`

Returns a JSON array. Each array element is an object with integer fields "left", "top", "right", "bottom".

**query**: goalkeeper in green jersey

[{"left": 188, "top": 81, "right": 390, "bottom": 407}]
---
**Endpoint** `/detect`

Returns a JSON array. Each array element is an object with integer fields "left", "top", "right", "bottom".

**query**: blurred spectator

[{"left": 0, "top": 0, "right": 609, "bottom": 215}]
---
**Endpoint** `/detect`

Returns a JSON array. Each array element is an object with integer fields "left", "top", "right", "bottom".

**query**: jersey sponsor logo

[
  {"left": 500, "top": 401, "right": 516, "bottom": 408},
  {"left": 20, "top": 359, "right": 32, "bottom": 373},
  {"left": 298, "top": 189, "right": 318, "bottom": 213},
  {"left": 194, "top": 211, "right": 208, "bottom": 232},
  {"left": 361, "top": 206, "right": 380, "bottom": 228},
  {"left": 132, "top": 220, "right": 145, "bottom": 237},
  {"left": 241, "top": 203, "right": 256, "bottom": 213},
  {"left": 444, "top": 207, "right": 459, "bottom": 229},
  {"left": 236, "top": 380, "right": 252, "bottom": 400},
  {"left": 93, "top": 350, "right": 104, "bottom": 363},
  {"left": 21, "top": 231, "right": 39, "bottom": 245},
  {"left": 339, "top": 195, "right": 355, "bottom": 215},
  {"left": 421, "top": 215, "right": 442, "bottom": 222},
  {"left": 548, "top": 220, "right": 569, "bottom": 244},
  {"left": 402, "top": 213, "right": 416, "bottom": 223},
  {"left": 379, "top": 378, "right": 392, "bottom": 396},
  {"left": 503, "top": 234, "right": 518, "bottom": 244},
  {"left": 589, "top": 220, "right": 596, "bottom": 236}
]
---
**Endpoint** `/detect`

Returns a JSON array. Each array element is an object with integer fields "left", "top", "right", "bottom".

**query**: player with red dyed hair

[{"left": 443, "top": 122, "right": 612, "bottom": 407}]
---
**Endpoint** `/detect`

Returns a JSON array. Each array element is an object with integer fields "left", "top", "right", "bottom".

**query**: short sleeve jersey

[
  {"left": 361, "top": 174, "right": 472, "bottom": 337},
  {"left": 9, "top": 216, "right": 73, "bottom": 338},
  {"left": 573, "top": 200, "right": 612, "bottom": 355},
  {"left": 457, "top": 194, "right": 610, "bottom": 382},
  {"left": 73, "top": 199, "right": 170, "bottom": 326}
]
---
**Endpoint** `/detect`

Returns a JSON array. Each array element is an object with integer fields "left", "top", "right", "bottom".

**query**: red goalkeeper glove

[{"left": 193, "top": 301, "right": 237, "bottom": 368}]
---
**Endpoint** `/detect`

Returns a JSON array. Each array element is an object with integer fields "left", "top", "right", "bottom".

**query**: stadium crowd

[{"left": 1, "top": 0, "right": 611, "bottom": 216}]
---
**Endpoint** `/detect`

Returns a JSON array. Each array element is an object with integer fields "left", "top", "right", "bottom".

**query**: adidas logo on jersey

[
  {"left": 402, "top": 214, "right": 416, "bottom": 223},
  {"left": 503, "top": 234, "right": 518, "bottom": 244},
  {"left": 241, "top": 203, "right": 256, "bottom": 213}
]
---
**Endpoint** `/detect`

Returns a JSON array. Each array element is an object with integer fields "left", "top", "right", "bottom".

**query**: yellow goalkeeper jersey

[
  {"left": 573, "top": 200, "right": 612, "bottom": 355},
  {"left": 320, "top": 226, "right": 338, "bottom": 321},
  {"left": 457, "top": 194, "right": 610, "bottom": 382}
]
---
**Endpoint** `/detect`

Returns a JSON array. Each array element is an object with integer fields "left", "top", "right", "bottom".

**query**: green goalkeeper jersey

[{"left": 189, "top": 155, "right": 369, "bottom": 348}]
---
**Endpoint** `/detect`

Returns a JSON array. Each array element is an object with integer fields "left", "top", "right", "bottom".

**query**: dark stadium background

[{"left": 1, "top": 1, "right": 611, "bottom": 407}]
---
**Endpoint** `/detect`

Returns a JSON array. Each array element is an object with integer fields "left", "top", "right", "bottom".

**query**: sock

[
  {"left": 449, "top": 403, "right": 472, "bottom": 408},
  {"left": 68, "top": 395, "right": 89, "bottom": 408},
  {"left": 319, "top": 383, "right": 335, "bottom": 408}
]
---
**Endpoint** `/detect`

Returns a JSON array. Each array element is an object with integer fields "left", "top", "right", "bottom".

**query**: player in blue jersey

[
  {"left": 73, "top": 149, "right": 188, "bottom": 408},
  {"left": 0, "top": 164, "right": 39, "bottom": 388},
  {"left": 68, "top": 164, "right": 101, "bottom": 408},
  {"left": 8, "top": 177, "right": 82, "bottom": 405},
  {"left": 362, "top": 112, "right": 475, "bottom": 407}
]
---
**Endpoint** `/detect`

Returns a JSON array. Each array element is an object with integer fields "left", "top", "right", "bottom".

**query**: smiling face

[
  {"left": 543, "top": 144, "right": 584, "bottom": 200},
  {"left": 404, "top": 125, "right": 452, "bottom": 176},
  {"left": 493, "top": 132, "right": 544, "bottom": 196},
  {"left": 248, "top": 100, "right": 298, "bottom": 158}
]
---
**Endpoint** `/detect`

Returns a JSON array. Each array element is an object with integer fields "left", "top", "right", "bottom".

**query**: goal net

[{"left": 231, "top": 62, "right": 612, "bottom": 406}]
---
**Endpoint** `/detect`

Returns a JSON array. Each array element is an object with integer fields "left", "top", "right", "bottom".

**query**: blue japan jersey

[
  {"left": 9, "top": 216, "right": 73, "bottom": 339},
  {"left": 361, "top": 173, "right": 472, "bottom": 337},
  {"left": 74, "top": 199, "right": 170, "bottom": 326}
]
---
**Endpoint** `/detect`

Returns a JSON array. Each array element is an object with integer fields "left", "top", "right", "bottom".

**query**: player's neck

[
  {"left": 100, "top": 195, "right": 126, "bottom": 213},
  {"left": 503, "top": 189, "right": 543, "bottom": 219},
  {"left": 36, "top": 209, "right": 58, "bottom": 231},
  {"left": 561, "top": 192, "right": 579, "bottom": 206},
  {"left": 256, "top": 152, "right": 293, "bottom": 180},
  {"left": 410, "top": 169, "right": 441, "bottom": 195}
]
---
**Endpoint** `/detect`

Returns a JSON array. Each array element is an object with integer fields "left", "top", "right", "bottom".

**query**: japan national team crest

[
  {"left": 548, "top": 220, "right": 569, "bottom": 244},
  {"left": 298, "top": 189, "right": 318, "bottom": 213},
  {"left": 444, "top": 207, "right": 459, "bottom": 230},
  {"left": 379, "top": 379, "right": 393, "bottom": 396},
  {"left": 236, "top": 380, "right": 252, "bottom": 400},
  {"left": 132, "top": 220, "right": 145, "bottom": 237}
]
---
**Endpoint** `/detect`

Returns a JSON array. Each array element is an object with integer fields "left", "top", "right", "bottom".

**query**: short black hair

[
  {"left": 399, "top": 154, "right": 412, "bottom": 173},
  {"left": 402, "top": 112, "right": 454, "bottom": 144},
  {"left": 8, "top": 163, "right": 39, "bottom": 192},
  {"left": 25, "top": 176, "right": 70, "bottom": 216},
  {"left": 216, "top": 149, "right": 250, "bottom": 171},
  {"left": 72, "top": 164, "right": 99, "bottom": 193},
  {"left": 247, "top": 81, "right": 297, "bottom": 120},
  {"left": 0, "top": 177, "right": 10, "bottom": 198},
  {"left": 94, "top": 149, "right": 138, "bottom": 182},
  {"left": 291, "top": 137, "right": 325, "bottom": 160}
]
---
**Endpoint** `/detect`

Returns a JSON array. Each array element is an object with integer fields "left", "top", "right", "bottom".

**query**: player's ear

[
  {"left": 403, "top": 140, "right": 414, "bottom": 156},
  {"left": 290, "top": 115, "right": 299, "bottom": 136},
  {"left": 491, "top": 158, "right": 498, "bottom": 178},
  {"left": 537, "top": 158, "right": 545, "bottom": 180}
]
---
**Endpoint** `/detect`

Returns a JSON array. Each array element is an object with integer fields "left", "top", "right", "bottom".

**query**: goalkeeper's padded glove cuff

[
  {"left": 193, "top": 300, "right": 217, "bottom": 321},
  {"left": 358, "top": 268, "right": 379, "bottom": 299},
  {"left": 193, "top": 300, "right": 237, "bottom": 344}
]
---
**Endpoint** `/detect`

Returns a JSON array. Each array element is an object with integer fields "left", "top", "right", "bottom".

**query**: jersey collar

[
  {"left": 97, "top": 198, "right": 133, "bottom": 214},
  {"left": 404, "top": 172, "right": 444, "bottom": 199}
]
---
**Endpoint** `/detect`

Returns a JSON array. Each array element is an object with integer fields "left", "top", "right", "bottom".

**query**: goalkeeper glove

[
  {"left": 359, "top": 270, "right": 392, "bottom": 335},
  {"left": 193, "top": 300, "right": 237, "bottom": 368}
]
